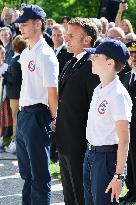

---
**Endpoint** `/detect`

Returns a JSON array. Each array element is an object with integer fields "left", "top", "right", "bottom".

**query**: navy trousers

[
  {"left": 83, "top": 148, "right": 118, "bottom": 205},
  {"left": 16, "top": 109, "right": 52, "bottom": 205}
]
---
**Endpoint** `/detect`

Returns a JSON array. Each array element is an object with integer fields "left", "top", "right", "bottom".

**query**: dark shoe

[
  {"left": 119, "top": 191, "right": 132, "bottom": 203},
  {"left": 0, "top": 147, "right": 5, "bottom": 153}
]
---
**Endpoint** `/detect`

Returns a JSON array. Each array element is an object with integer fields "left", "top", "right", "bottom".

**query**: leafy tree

[
  {"left": 0, "top": 0, "right": 135, "bottom": 31},
  {"left": 123, "top": 0, "right": 136, "bottom": 32}
]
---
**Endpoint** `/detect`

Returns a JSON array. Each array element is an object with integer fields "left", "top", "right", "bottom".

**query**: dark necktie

[
  {"left": 54, "top": 49, "right": 57, "bottom": 54},
  {"left": 129, "top": 73, "right": 135, "bottom": 88},
  {"left": 60, "top": 57, "right": 77, "bottom": 82},
  {"left": 70, "top": 57, "right": 78, "bottom": 65}
]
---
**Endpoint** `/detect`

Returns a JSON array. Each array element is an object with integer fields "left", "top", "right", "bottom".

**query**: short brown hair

[
  {"left": 106, "top": 56, "right": 124, "bottom": 72},
  {"left": 114, "top": 60, "right": 124, "bottom": 72},
  {"left": 52, "top": 23, "right": 65, "bottom": 34},
  {"left": 12, "top": 35, "right": 27, "bottom": 53},
  {"left": 68, "top": 17, "right": 98, "bottom": 47}
]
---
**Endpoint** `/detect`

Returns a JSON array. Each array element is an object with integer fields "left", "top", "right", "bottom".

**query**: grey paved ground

[{"left": 0, "top": 152, "right": 64, "bottom": 205}]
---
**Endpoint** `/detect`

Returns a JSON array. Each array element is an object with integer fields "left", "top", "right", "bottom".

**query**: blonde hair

[
  {"left": 52, "top": 23, "right": 66, "bottom": 34},
  {"left": 0, "top": 26, "right": 12, "bottom": 42},
  {"left": 121, "top": 19, "right": 134, "bottom": 34}
]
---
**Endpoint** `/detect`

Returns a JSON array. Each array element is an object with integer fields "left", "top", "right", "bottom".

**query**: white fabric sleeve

[
  {"left": 41, "top": 53, "right": 59, "bottom": 87},
  {"left": 110, "top": 93, "right": 132, "bottom": 122}
]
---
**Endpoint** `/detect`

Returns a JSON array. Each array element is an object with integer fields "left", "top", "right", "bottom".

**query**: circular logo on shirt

[
  {"left": 98, "top": 100, "right": 108, "bottom": 114},
  {"left": 28, "top": 60, "right": 35, "bottom": 72}
]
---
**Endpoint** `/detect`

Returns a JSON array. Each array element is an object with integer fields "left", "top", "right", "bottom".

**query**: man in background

[
  {"left": 52, "top": 23, "right": 73, "bottom": 75},
  {"left": 56, "top": 17, "right": 99, "bottom": 205}
]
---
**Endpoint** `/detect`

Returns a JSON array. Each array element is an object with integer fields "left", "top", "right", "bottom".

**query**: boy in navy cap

[
  {"left": 14, "top": 4, "right": 46, "bottom": 23},
  {"left": 14, "top": 4, "right": 59, "bottom": 205},
  {"left": 120, "top": 41, "right": 136, "bottom": 203},
  {"left": 83, "top": 39, "right": 132, "bottom": 205}
]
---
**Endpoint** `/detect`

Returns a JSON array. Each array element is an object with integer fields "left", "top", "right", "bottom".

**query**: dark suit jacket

[
  {"left": 123, "top": 71, "right": 136, "bottom": 123},
  {"left": 3, "top": 55, "right": 22, "bottom": 99},
  {"left": 56, "top": 53, "right": 100, "bottom": 156},
  {"left": 123, "top": 70, "right": 136, "bottom": 189},
  {"left": 43, "top": 32, "right": 54, "bottom": 47},
  {"left": 56, "top": 45, "right": 73, "bottom": 75},
  {"left": 118, "top": 62, "right": 131, "bottom": 83},
  {"left": 123, "top": 72, "right": 136, "bottom": 126}
]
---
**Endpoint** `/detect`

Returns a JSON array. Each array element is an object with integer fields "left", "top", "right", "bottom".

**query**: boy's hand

[{"left": 105, "top": 178, "right": 122, "bottom": 203}]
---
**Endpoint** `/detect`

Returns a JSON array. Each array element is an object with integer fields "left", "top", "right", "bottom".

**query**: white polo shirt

[
  {"left": 19, "top": 38, "right": 59, "bottom": 107},
  {"left": 86, "top": 76, "right": 132, "bottom": 146}
]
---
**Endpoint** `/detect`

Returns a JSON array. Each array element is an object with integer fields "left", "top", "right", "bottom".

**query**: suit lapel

[
  {"left": 59, "top": 53, "right": 90, "bottom": 89},
  {"left": 123, "top": 72, "right": 131, "bottom": 90},
  {"left": 58, "top": 60, "right": 71, "bottom": 87},
  {"left": 129, "top": 77, "right": 136, "bottom": 91},
  {"left": 57, "top": 45, "right": 65, "bottom": 56}
]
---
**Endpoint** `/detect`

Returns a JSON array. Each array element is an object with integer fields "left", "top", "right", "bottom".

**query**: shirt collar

[
  {"left": 131, "top": 70, "right": 136, "bottom": 75},
  {"left": 28, "top": 38, "right": 45, "bottom": 51},
  {"left": 54, "top": 42, "right": 65, "bottom": 51},
  {"left": 95, "top": 76, "right": 120, "bottom": 95},
  {"left": 13, "top": 52, "right": 20, "bottom": 58},
  {"left": 54, "top": 42, "right": 65, "bottom": 55},
  {"left": 75, "top": 51, "right": 87, "bottom": 62}
]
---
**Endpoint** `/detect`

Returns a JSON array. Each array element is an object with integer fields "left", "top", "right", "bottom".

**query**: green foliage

[
  {"left": 0, "top": 0, "right": 135, "bottom": 31},
  {"left": 123, "top": 0, "right": 136, "bottom": 32},
  {"left": 50, "top": 161, "right": 60, "bottom": 179},
  {"left": 41, "top": 0, "right": 100, "bottom": 22}
]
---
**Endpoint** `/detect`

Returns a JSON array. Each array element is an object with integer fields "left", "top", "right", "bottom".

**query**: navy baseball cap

[
  {"left": 14, "top": 5, "right": 46, "bottom": 23},
  {"left": 85, "top": 39, "right": 130, "bottom": 65}
]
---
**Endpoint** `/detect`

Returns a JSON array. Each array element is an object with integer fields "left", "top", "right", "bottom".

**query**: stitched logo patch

[
  {"left": 28, "top": 60, "right": 35, "bottom": 72},
  {"left": 98, "top": 100, "right": 108, "bottom": 114}
]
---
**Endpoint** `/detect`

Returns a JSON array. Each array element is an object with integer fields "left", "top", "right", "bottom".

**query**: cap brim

[
  {"left": 13, "top": 15, "right": 29, "bottom": 23},
  {"left": 84, "top": 48, "right": 96, "bottom": 54}
]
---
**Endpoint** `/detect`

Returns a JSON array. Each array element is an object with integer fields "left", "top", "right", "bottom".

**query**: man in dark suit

[
  {"left": 121, "top": 41, "right": 136, "bottom": 204},
  {"left": 52, "top": 23, "right": 73, "bottom": 75},
  {"left": 56, "top": 18, "right": 100, "bottom": 205}
]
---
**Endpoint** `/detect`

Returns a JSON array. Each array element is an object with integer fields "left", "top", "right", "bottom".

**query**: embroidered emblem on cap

[
  {"left": 128, "top": 42, "right": 136, "bottom": 52},
  {"left": 28, "top": 60, "right": 35, "bottom": 72},
  {"left": 98, "top": 100, "right": 108, "bottom": 114}
]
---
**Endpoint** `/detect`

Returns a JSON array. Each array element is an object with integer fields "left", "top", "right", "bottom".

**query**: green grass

[
  {"left": 50, "top": 161, "right": 61, "bottom": 180},
  {"left": 49, "top": 163, "right": 136, "bottom": 204},
  {"left": 120, "top": 185, "right": 136, "bottom": 205},
  {"left": 121, "top": 185, "right": 129, "bottom": 197}
]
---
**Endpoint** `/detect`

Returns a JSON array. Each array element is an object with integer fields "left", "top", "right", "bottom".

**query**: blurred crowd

[
  {"left": 0, "top": 1, "right": 136, "bottom": 204},
  {"left": 0, "top": 2, "right": 135, "bottom": 153}
]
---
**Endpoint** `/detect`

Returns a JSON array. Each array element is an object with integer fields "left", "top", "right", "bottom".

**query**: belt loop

[{"left": 88, "top": 143, "right": 92, "bottom": 151}]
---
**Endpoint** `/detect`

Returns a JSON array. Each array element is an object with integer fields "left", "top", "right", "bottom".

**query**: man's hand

[
  {"left": 48, "top": 87, "right": 58, "bottom": 132},
  {"left": 105, "top": 178, "right": 122, "bottom": 203},
  {"left": 52, "top": 119, "right": 56, "bottom": 132}
]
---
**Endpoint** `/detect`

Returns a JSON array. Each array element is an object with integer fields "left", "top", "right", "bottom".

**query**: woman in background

[
  {"left": 3, "top": 35, "right": 27, "bottom": 154},
  {"left": 0, "top": 45, "right": 11, "bottom": 152}
]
